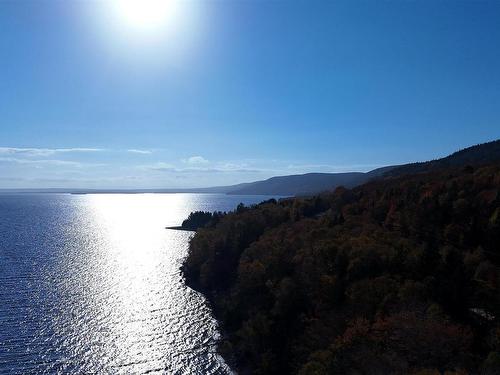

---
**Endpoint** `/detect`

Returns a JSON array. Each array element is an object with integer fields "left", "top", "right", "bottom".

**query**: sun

[
  {"left": 95, "top": 0, "right": 201, "bottom": 64},
  {"left": 110, "top": 0, "right": 180, "bottom": 34}
]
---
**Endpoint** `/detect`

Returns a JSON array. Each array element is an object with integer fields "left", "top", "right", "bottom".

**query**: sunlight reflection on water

[{"left": 0, "top": 193, "right": 268, "bottom": 374}]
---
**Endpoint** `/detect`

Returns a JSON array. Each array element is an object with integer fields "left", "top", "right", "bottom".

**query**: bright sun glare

[
  {"left": 96, "top": 0, "right": 201, "bottom": 66},
  {"left": 111, "top": 0, "right": 180, "bottom": 34}
]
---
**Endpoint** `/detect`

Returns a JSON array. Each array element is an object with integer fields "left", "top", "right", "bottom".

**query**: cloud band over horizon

[{"left": 0, "top": 145, "right": 388, "bottom": 189}]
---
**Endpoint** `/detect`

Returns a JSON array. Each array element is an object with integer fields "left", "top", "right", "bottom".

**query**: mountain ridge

[{"left": 223, "top": 139, "right": 500, "bottom": 195}]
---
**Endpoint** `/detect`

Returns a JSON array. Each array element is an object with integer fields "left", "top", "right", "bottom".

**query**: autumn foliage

[{"left": 183, "top": 164, "right": 500, "bottom": 374}]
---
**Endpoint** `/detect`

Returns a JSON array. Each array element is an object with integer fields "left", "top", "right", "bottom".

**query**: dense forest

[{"left": 182, "top": 159, "right": 500, "bottom": 374}]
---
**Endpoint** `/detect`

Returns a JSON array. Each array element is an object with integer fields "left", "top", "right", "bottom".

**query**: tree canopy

[{"left": 183, "top": 164, "right": 500, "bottom": 374}]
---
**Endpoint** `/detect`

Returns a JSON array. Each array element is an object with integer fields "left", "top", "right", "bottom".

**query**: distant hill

[
  {"left": 223, "top": 139, "right": 500, "bottom": 195},
  {"left": 226, "top": 172, "right": 368, "bottom": 196}
]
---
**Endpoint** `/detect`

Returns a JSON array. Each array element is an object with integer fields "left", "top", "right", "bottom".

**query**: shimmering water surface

[{"left": 0, "top": 193, "right": 269, "bottom": 374}]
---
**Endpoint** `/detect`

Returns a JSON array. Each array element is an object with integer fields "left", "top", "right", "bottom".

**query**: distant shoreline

[{"left": 0, "top": 190, "right": 278, "bottom": 196}]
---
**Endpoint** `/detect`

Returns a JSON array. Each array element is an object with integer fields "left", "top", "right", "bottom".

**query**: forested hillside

[
  {"left": 183, "top": 163, "right": 500, "bottom": 374},
  {"left": 383, "top": 140, "right": 500, "bottom": 177}
]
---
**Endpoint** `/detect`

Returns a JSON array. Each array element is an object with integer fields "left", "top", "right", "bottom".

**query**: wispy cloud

[
  {"left": 0, "top": 157, "right": 105, "bottom": 168},
  {"left": 182, "top": 155, "right": 209, "bottom": 165},
  {"left": 146, "top": 162, "right": 176, "bottom": 171},
  {"left": 140, "top": 161, "right": 266, "bottom": 174},
  {"left": 127, "top": 149, "right": 152, "bottom": 154},
  {"left": 0, "top": 147, "right": 104, "bottom": 157}
]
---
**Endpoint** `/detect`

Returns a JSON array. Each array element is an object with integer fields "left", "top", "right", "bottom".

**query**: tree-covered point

[
  {"left": 182, "top": 164, "right": 500, "bottom": 374},
  {"left": 179, "top": 210, "right": 225, "bottom": 230}
]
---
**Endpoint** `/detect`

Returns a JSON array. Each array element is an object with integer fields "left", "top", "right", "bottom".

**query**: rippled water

[{"left": 0, "top": 193, "right": 268, "bottom": 374}]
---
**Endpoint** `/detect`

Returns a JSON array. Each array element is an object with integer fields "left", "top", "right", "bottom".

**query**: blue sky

[{"left": 1, "top": 0, "right": 499, "bottom": 189}]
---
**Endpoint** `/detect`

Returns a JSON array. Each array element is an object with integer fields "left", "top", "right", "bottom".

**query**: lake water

[{"left": 0, "top": 193, "right": 270, "bottom": 374}]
